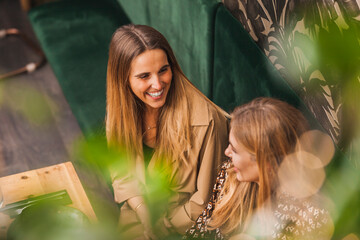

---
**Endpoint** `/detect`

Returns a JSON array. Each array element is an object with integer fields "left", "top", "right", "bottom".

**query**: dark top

[{"left": 143, "top": 143, "right": 154, "bottom": 168}]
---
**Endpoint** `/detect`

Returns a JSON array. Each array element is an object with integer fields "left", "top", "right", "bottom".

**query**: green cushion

[
  {"left": 28, "top": 0, "right": 130, "bottom": 136},
  {"left": 116, "top": 0, "right": 221, "bottom": 97},
  {"left": 212, "top": 5, "right": 319, "bottom": 129}
]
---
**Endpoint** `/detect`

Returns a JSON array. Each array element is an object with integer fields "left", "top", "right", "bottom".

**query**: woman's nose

[
  {"left": 151, "top": 75, "right": 162, "bottom": 90},
  {"left": 224, "top": 145, "right": 231, "bottom": 157}
]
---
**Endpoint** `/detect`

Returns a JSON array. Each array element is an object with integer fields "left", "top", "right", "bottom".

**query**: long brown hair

[
  {"left": 210, "top": 97, "right": 309, "bottom": 234},
  {"left": 106, "top": 24, "right": 216, "bottom": 170}
]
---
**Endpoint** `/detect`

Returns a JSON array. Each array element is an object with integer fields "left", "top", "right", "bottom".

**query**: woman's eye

[
  {"left": 138, "top": 73, "right": 149, "bottom": 79},
  {"left": 159, "top": 67, "right": 168, "bottom": 74}
]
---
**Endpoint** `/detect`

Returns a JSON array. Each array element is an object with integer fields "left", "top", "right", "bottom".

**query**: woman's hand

[
  {"left": 135, "top": 204, "right": 157, "bottom": 240},
  {"left": 128, "top": 197, "right": 158, "bottom": 240}
]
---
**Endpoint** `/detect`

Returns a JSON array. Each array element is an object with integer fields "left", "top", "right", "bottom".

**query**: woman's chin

[
  {"left": 236, "top": 173, "right": 243, "bottom": 182},
  {"left": 145, "top": 102, "right": 166, "bottom": 110},
  {"left": 236, "top": 173, "right": 254, "bottom": 183}
]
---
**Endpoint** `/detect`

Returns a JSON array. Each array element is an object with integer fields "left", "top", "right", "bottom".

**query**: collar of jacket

[{"left": 187, "top": 86, "right": 211, "bottom": 127}]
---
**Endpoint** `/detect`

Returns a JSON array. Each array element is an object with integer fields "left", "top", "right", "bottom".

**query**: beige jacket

[{"left": 112, "top": 86, "right": 229, "bottom": 236}]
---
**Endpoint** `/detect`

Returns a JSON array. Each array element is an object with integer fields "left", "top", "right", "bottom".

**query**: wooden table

[{"left": 0, "top": 162, "right": 96, "bottom": 237}]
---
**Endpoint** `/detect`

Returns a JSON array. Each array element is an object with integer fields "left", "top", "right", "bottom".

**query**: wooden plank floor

[
  {"left": 0, "top": 0, "right": 82, "bottom": 177},
  {"left": 0, "top": 0, "right": 119, "bottom": 221}
]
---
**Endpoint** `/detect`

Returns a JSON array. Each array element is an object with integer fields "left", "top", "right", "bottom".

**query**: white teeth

[{"left": 147, "top": 89, "right": 163, "bottom": 97}]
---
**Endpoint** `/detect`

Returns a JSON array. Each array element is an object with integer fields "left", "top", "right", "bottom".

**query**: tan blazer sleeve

[
  {"left": 111, "top": 157, "right": 144, "bottom": 203},
  {"left": 169, "top": 111, "right": 229, "bottom": 233},
  {"left": 112, "top": 176, "right": 142, "bottom": 203}
]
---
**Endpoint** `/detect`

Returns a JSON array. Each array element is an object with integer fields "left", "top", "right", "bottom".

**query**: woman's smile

[{"left": 146, "top": 89, "right": 164, "bottom": 99}]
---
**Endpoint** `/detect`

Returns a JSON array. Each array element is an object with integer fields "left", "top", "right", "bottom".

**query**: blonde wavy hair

[
  {"left": 106, "top": 24, "right": 215, "bottom": 171},
  {"left": 210, "top": 97, "right": 309, "bottom": 234}
]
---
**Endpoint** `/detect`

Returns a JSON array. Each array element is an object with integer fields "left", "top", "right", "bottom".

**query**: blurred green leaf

[
  {"left": 145, "top": 166, "right": 175, "bottom": 226},
  {"left": 7, "top": 202, "right": 89, "bottom": 240},
  {"left": 0, "top": 81, "right": 57, "bottom": 125}
]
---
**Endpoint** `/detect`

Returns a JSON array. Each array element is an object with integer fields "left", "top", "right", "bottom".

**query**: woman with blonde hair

[
  {"left": 185, "top": 97, "right": 333, "bottom": 239},
  {"left": 106, "top": 24, "right": 229, "bottom": 239}
]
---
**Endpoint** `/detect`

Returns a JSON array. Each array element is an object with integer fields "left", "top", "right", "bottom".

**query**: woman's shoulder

[
  {"left": 186, "top": 85, "right": 229, "bottom": 127},
  {"left": 272, "top": 192, "right": 333, "bottom": 239}
]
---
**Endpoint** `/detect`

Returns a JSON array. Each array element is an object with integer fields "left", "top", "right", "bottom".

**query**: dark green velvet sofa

[{"left": 28, "top": 0, "right": 320, "bottom": 137}]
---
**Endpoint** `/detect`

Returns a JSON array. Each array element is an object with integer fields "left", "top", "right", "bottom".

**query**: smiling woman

[
  {"left": 129, "top": 49, "right": 172, "bottom": 120},
  {"left": 106, "top": 24, "right": 229, "bottom": 239},
  {"left": 184, "top": 97, "right": 334, "bottom": 240},
  {"left": 128, "top": 49, "right": 173, "bottom": 148},
  {"left": 224, "top": 131, "right": 258, "bottom": 183}
]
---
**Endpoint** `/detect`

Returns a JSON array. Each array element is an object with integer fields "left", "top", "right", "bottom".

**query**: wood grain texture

[{"left": 0, "top": 162, "right": 97, "bottom": 238}]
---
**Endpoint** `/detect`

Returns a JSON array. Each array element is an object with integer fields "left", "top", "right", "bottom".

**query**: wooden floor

[
  {"left": 0, "top": 0, "right": 119, "bottom": 220},
  {"left": 0, "top": 0, "right": 82, "bottom": 177}
]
